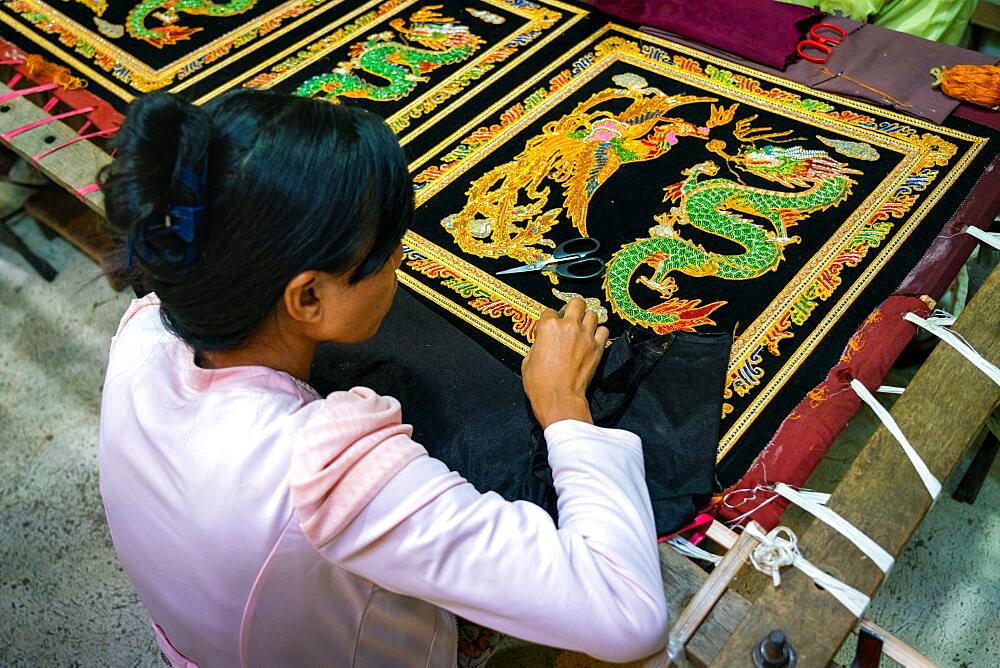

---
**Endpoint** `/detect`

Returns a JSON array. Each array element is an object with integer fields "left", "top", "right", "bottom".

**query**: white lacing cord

[
  {"left": 666, "top": 536, "right": 723, "bottom": 565},
  {"left": 876, "top": 385, "right": 905, "bottom": 395},
  {"left": 903, "top": 311, "right": 1000, "bottom": 387},
  {"left": 849, "top": 378, "right": 941, "bottom": 499},
  {"left": 774, "top": 483, "right": 894, "bottom": 573},
  {"left": 964, "top": 225, "right": 1000, "bottom": 251},
  {"left": 744, "top": 523, "right": 871, "bottom": 618}
]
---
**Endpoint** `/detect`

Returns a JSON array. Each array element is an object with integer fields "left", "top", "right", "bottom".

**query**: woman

[{"left": 98, "top": 89, "right": 667, "bottom": 666}]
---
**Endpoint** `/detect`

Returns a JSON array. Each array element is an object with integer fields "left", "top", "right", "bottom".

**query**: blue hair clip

[
  {"left": 164, "top": 204, "right": 204, "bottom": 243},
  {"left": 127, "top": 164, "right": 207, "bottom": 269}
]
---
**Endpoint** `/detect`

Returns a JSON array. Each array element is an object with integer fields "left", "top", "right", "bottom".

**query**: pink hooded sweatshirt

[{"left": 99, "top": 295, "right": 668, "bottom": 666}]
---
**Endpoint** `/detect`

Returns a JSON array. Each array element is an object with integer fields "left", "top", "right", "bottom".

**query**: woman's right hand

[{"left": 522, "top": 297, "right": 609, "bottom": 428}]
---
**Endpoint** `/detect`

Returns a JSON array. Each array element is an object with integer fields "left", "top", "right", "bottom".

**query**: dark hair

[{"left": 101, "top": 90, "right": 413, "bottom": 351}]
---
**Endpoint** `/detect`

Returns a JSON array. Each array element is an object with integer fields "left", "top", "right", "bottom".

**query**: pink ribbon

[
  {"left": 1, "top": 106, "right": 94, "bottom": 140},
  {"left": 658, "top": 512, "right": 715, "bottom": 545},
  {"left": 33, "top": 127, "right": 116, "bottom": 161},
  {"left": 0, "top": 82, "right": 58, "bottom": 103}
]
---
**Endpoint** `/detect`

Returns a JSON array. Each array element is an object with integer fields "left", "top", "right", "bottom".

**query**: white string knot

[
  {"left": 749, "top": 525, "right": 800, "bottom": 587},
  {"left": 744, "top": 521, "right": 872, "bottom": 617}
]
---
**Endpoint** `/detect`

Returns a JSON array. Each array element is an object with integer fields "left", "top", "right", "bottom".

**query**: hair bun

[{"left": 102, "top": 93, "right": 213, "bottom": 276}]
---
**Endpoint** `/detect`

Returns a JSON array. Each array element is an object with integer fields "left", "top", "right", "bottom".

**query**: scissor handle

[
  {"left": 811, "top": 22, "right": 847, "bottom": 41},
  {"left": 797, "top": 21, "right": 846, "bottom": 64},
  {"left": 796, "top": 41, "right": 831, "bottom": 64},
  {"left": 552, "top": 236, "right": 601, "bottom": 260},
  {"left": 555, "top": 256, "right": 605, "bottom": 280}
]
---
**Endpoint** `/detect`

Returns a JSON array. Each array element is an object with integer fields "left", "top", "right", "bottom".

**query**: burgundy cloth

[
  {"left": 955, "top": 103, "right": 1000, "bottom": 132},
  {"left": 587, "top": 0, "right": 822, "bottom": 71},
  {"left": 713, "top": 295, "right": 933, "bottom": 529},
  {"left": 895, "top": 144, "right": 1000, "bottom": 300}
]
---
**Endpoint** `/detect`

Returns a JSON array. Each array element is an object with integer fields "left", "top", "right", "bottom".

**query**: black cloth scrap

[
  {"left": 310, "top": 289, "right": 730, "bottom": 535},
  {"left": 531, "top": 328, "right": 731, "bottom": 534}
]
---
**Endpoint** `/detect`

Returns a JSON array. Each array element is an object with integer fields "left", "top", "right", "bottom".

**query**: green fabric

[
  {"left": 778, "top": 0, "right": 886, "bottom": 21},
  {"left": 874, "top": 0, "right": 976, "bottom": 45},
  {"left": 779, "top": 0, "right": 976, "bottom": 45}
]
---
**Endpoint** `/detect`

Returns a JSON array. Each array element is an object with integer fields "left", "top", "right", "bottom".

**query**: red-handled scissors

[{"left": 796, "top": 22, "right": 847, "bottom": 64}]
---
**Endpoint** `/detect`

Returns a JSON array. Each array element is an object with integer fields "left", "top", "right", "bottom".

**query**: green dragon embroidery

[
  {"left": 295, "top": 5, "right": 484, "bottom": 102},
  {"left": 440, "top": 74, "right": 735, "bottom": 264},
  {"left": 604, "top": 144, "right": 860, "bottom": 333},
  {"left": 126, "top": 0, "right": 257, "bottom": 48}
]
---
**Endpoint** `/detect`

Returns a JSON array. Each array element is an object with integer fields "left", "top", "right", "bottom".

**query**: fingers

[
  {"left": 565, "top": 298, "right": 601, "bottom": 340},
  {"left": 539, "top": 306, "right": 560, "bottom": 323},
  {"left": 562, "top": 296, "right": 587, "bottom": 322},
  {"left": 521, "top": 297, "right": 612, "bottom": 427},
  {"left": 561, "top": 298, "right": 600, "bottom": 333},
  {"left": 595, "top": 325, "right": 610, "bottom": 348}
]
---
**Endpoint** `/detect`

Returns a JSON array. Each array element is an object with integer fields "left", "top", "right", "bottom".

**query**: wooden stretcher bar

[
  {"left": 0, "top": 81, "right": 110, "bottom": 214},
  {"left": 696, "top": 522, "right": 936, "bottom": 667},
  {"left": 699, "top": 265, "right": 999, "bottom": 666}
]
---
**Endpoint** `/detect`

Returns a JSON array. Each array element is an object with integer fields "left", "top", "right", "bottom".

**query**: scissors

[
  {"left": 796, "top": 22, "right": 847, "bottom": 64},
  {"left": 496, "top": 237, "right": 605, "bottom": 279}
]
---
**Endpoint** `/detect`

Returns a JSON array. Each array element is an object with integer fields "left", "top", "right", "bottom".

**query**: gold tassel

[
  {"left": 23, "top": 54, "right": 87, "bottom": 91},
  {"left": 930, "top": 64, "right": 1000, "bottom": 108}
]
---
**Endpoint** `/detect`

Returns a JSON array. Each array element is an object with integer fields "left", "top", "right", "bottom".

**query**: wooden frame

[
  {"left": 707, "top": 265, "right": 998, "bottom": 666},
  {"left": 0, "top": 82, "right": 109, "bottom": 214},
  {"left": 641, "top": 267, "right": 998, "bottom": 666}
]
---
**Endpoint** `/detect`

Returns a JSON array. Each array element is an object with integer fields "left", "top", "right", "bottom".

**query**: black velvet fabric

[{"left": 311, "top": 288, "right": 730, "bottom": 536}]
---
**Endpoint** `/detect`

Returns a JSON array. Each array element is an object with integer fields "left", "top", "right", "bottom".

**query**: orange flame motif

[{"left": 646, "top": 298, "right": 726, "bottom": 334}]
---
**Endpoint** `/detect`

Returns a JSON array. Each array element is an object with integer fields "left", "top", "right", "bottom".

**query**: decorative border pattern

[
  {"left": 397, "top": 24, "right": 988, "bottom": 460},
  {"left": 234, "top": 0, "right": 585, "bottom": 143},
  {"left": 0, "top": 0, "right": 345, "bottom": 98},
  {"left": 402, "top": 232, "right": 540, "bottom": 354}
]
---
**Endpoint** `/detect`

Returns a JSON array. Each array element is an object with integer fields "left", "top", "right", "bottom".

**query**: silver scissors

[{"left": 496, "top": 237, "right": 604, "bottom": 279}]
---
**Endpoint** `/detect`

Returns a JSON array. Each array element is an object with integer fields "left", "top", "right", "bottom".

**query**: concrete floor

[{"left": 0, "top": 184, "right": 997, "bottom": 666}]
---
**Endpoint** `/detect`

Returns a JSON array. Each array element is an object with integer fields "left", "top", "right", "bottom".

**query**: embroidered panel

[
  {"left": 0, "top": 0, "right": 345, "bottom": 100},
  {"left": 230, "top": 0, "right": 585, "bottom": 146},
  {"left": 398, "top": 23, "right": 996, "bottom": 477},
  {"left": 0, "top": 0, "right": 585, "bottom": 132}
]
